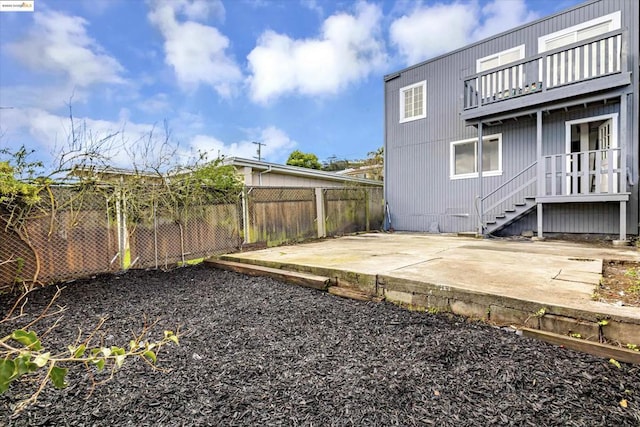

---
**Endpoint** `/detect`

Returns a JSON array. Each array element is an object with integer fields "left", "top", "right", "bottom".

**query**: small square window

[
  {"left": 450, "top": 134, "right": 502, "bottom": 179},
  {"left": 399, "top": 81, "right": 426, "bottom": 123}
]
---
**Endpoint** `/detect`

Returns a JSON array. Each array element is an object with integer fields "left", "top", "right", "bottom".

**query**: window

[
  {"left": 538, "top": 11, "right": 621, "bottom": 52},
  {"left": 399, "top": 81, "right": 426, "bottom": 123},
  {"left": 476, "top": 45, "right": 525, "bottom": 73},
  {"left": 450, "top": 134, "right": 502, "bottom": 179}
]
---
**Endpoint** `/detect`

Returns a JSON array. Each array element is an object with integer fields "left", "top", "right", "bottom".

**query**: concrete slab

[{"left": 219, "top": 233, "right": 640, "bottom": 346}]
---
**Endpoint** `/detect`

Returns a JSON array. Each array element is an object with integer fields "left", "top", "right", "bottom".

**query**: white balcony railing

[
  {"left": 541, "top": 148, "right": 624, "bottom": 197},
  {"left": 463, "top": 30, "right": 622, "bottom": 110}
]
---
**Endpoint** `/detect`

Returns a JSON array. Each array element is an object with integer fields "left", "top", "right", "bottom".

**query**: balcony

[
  {"left": 538, "top": 147, "right": 628, "bottom": 203},
  {"left": 461, "top": 30, "right": 630, "bottom": 120}
]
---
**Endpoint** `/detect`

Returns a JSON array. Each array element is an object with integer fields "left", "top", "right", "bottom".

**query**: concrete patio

[{"left": 211, "top": 233, "right": 640, "bottom": 348}]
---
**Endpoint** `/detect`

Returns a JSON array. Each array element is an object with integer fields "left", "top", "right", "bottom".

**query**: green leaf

[
  {"left": 0, "top": 359, "right": 16, "bottom": 393},
  {"left": 110, "top": 346, "right": 125, "bottom": 356},
  {"left": 33, "top": 352, "right": 50, "bottom": 368},
  {"left": 610, "top": 358, "right": 622, "bottom": 369},
  {"left": 14, "top": 355, "right": 38, "bottom": 376},
  {"left": 49, "top": 366, "right": 68, "bottom": 389},
  {"left": 143, "top": 350, "right": 157, "bottom": 364},
  {"left": 92, "top": 359, "right": 105, "bottom": 371},
  {"left": 73, "top": 344, "right": 87, "bottom": 358},
  {"left": 100, "top": 347, "right": 111, "bottom": 358},
  {"left": 129, "top": 340, "right": 137, "bottom": 351},
  {"left": 114, "top": 354, "right": 126, "bottom": 369},
  {"left": 164, "top": 331, "right": 179, "bottom": 345},
  {"left": 11, "top": 330, "right": 42, "bottom": 350}
]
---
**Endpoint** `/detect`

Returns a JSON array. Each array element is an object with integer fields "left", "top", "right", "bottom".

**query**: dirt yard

[
  {"left": 599, "top": 260, "right": 640, "bottom": 307},
  {"left": 1, "top": 265, "right": 639, "bottom": 426}
]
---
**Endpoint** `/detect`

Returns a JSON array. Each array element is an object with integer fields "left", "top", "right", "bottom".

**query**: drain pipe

[{"left": 258, "top": 165, "right": 272, "bottom": 186}]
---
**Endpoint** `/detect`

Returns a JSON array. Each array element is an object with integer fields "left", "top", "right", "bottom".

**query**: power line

[{"left": 252, "top": 141, "right": 266, "bottom": 161}]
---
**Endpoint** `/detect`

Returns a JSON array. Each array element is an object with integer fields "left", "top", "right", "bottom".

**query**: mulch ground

[{"left": 1, "top": 265, "right": 639, "bottom": 426}]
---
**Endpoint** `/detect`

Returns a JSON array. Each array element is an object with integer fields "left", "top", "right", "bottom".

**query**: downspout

[
  {"left": 477, "top": 121, "right": 484, "bottom": 235},
  {"left": 258, "top": 165, "right": 272, "bottom": 186},
  {"left": 383, "top": 76, "right": 390, "bottom": 231}
]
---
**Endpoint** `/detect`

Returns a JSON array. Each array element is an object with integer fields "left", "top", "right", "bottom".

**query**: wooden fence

[{"left": 0, "top": 185, "right": 383, "bottom": 289}]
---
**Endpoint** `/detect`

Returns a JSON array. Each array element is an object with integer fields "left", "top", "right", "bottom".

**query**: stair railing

[{"left": 481, "top": 161, "right": 537, "bottom": 225}]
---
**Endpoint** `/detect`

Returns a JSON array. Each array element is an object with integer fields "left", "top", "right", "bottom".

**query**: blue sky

[{"left": 0, "top": 0, "right": 581, "bottom": 172}]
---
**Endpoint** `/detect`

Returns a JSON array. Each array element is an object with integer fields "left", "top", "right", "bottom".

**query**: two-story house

[{"left": 384, "top": 0, "right": 639, "bottom": 242}]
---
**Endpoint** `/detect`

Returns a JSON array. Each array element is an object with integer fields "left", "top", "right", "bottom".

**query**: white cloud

[
  {"left": 301, "top": 0, "right": 323, "bottom": 17},
  {"left": 148, "top": 0, "right": 241, "bottom": 97},
  {"left": 390, "top": 2, "right": 476, "bottom": 64},
  {"left": 6, "top": 10, "right": 124, "bottom": 87},
  {"left": 135, "top": 93, "right": 172, "bottom": 115},
  {"left": 0, "top": 107, "right": 157, "bottom": 171},
  {"left": 247, "top": 1, "right": 386, "bottom": 104},
  {"left": 0, "top": 84, "right": 89, "bottom": 111},
  {"left": 390, "top": 0, "right": 539, "bottom": 65},
  {"left": 189, "top": 126, "right": 297, "bottom": 162},
  {"left": 472, "top": 0, "right": 539, "bottom": 41}
]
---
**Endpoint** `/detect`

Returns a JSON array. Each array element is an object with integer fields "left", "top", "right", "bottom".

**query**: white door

[{"left": 598, "top": 119, "right": 615, "bottom": 192}]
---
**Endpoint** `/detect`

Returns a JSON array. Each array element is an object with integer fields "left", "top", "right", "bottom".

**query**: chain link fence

[
  {"left": 1, "top": 185, "right": 383, "bottom": 290},
  {"left": 0, "top": 186, "right": 119, "bottom": 291},
  {"left": 129, "top": 193, "right": 243, "bottom": 270}
]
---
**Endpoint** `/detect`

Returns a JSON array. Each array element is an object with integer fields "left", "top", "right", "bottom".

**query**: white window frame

[
  {"left": 450, "top": 134, "right": 503, "bottom": 180},
  {"left": 476, "top": 45, "right": 525, "bottom": 73},
  {"left": 538, "top": 11, "right": 621, "bottom": 53},
  {"left": 399, "top": 81, "right": 426, "bottom": 123}
]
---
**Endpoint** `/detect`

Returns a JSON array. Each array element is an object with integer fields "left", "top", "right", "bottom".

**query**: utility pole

[{"left": 252, "top": 141, "right": 266, "bottom": 161}]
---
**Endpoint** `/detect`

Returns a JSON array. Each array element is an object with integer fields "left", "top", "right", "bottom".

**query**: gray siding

[
  {"left": 385, "top": 0, "right": 639, "bottom": 235},
  {"left": 497, "top": 203, "right": 621, "bottom": 236}
]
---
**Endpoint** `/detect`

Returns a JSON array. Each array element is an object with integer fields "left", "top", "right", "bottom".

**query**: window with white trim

[
  {"left": 450, "top": 134, "right": 502, "bottom": 179},
  {"left": 476, "top": 45, "right": 525, "bottom": 72},
  {"left": 399, "top": 81, "right": 426, "bottom": 123},
  {"left": 538, "top": 11, "right": 621, "bottom": 52}
]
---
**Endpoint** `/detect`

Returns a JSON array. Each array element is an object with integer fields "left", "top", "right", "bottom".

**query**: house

[
  {"left": 224, "top": 157, "right": 382, "bottom": 188},
  {"left": 72, "top": 158, "right": 382, "bottom": 188},
  {"left": 384, "top": 0, "right": 639, "bottom": 242},
  {"left": 337, "top": 164, "right": 384, "bottom": 181}
]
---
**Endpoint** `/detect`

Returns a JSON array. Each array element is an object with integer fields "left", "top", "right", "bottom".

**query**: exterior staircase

[
  {"left": 482, "top": 161, "right": 537, "bottom": 235},
  {"left": 484, "top": 196, "right": 537, "bottom": 234}
]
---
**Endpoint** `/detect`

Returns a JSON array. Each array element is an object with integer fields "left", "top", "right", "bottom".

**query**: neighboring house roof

[
  {"left": 70, "top": 158, "right": 383, "bottom": 187},
  {"left": 336, "top": 164, "right": 383, "bottom": 181},
  {"left": 70, "top": 165, "right": 161, "bottom": 181},
  {"left": 223, "top": 157, "right": 383, "bottom": 187}
]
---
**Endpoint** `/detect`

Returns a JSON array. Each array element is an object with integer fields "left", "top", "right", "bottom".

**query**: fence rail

[{"left": 1, "top": 185, "right": 383, "bottom": 290}]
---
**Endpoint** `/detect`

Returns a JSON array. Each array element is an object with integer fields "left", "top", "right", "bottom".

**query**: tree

[
  {"left": 365, "top": 146, "right": 383, "bottom": 166},
  {"left": 286, "top": 150, "right": 322, "bottom": 170}
]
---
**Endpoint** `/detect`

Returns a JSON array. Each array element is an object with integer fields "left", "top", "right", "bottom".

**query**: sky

[{"left": 0, "top": 0, "right": 582, "bottom": 173}]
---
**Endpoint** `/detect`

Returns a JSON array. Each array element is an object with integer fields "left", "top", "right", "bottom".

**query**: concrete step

[{"left": 206, "top": 259, "right": 332, "bottom": 290}]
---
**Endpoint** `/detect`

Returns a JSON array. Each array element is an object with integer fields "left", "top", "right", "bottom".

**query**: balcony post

[
  {"left": 535, "top": 110, "right": 543, "bottom": 239},
  {"left": 477, "top": 121, "right": 484, "bottom": 235}
]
